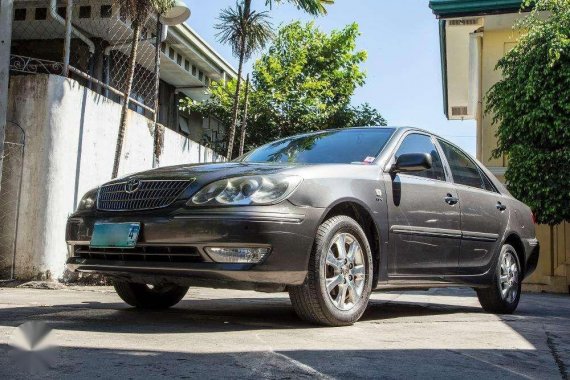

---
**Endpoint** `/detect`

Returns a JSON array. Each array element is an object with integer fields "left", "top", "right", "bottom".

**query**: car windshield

[{"left": 240, "top": 128, "right": 395, "bottom": 164}]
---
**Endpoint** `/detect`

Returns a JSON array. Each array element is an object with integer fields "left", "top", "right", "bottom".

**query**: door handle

[
  {"left": 496, "top": 202, "right": 507, "bottom": 211},
  {"left": 444, "top": 194, "right": 459, "bottom": 205}
]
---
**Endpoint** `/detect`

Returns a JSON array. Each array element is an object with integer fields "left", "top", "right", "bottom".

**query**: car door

[
  {"left": 385, "top": 133, "right": 461, "bottom": 276},
  {"left": 437, "top": 139, "right": 508, "bottom": 275}
]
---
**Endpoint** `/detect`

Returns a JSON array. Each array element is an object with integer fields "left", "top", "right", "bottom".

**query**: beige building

[{"left": 430, "top": 0, "right": 569, "bottom": 293}]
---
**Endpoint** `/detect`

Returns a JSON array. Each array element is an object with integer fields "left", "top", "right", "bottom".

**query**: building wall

[
  {"left": 479, "top": 29, "right": 520, "bottom": 168},
  {"left": 3, "top": 74, "right": 221, "bottom": 280},
  {"left": 479, "top": 29, "right": 569, "bottom": 293}
]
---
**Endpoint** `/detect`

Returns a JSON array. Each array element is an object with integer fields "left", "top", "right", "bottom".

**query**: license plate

[{"left": 90, "top": 223, "right": 141, "bottom": 248}]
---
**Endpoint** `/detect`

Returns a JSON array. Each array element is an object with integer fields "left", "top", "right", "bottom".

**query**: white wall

[
  {"left": 4, "top": 74, "right": 221, "bottom": 280},
  {"left": 160, "top": 127, "right": 224, "bottom": 167}
]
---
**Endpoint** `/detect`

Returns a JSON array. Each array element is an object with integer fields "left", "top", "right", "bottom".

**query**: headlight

[
  {"left": 189, "top": 175, "right": 302, "bottom": 206},
  {"left": 76, "top": 189, "right": 98, "bottom": 211}
]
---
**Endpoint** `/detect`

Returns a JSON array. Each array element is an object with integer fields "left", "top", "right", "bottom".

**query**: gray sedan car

[{"left": 67, "top": 127, "right": 539, "bottom": 326}]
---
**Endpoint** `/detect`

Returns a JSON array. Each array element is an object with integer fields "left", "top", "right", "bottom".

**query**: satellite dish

[{"left": 160, "top": 0, "right": 191, "bottom": 26}]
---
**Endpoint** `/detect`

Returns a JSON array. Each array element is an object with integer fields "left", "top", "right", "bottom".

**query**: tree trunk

[
  {"left": 239, "top": 74, "right": 250, "bottom": 157},
  {"left": 152, "top": 18, "right": 163, "bottom": 168},
  {"left": 226, "top": 0, "right": 251, "bottom": 159},
  {"left": 226, "top": 40, "right": 246, "bottom": 159},
  {"left": 112, "top": 21, "right": 141, "bottom": 179}
]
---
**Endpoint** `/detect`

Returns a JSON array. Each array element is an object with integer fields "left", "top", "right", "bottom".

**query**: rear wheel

[
  {"left": 114, "top": 281, "right": 189, "bottom": 309},
  {"left": 289, "top": 215, "right": 373, "bottom": 326},
  {"left": 476, "top": 244, "right": 521, "bottom": 314}
]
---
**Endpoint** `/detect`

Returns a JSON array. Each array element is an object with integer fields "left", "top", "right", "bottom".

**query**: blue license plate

[{"left": 90, "top": 223, "right": 141, "bottom": 248}]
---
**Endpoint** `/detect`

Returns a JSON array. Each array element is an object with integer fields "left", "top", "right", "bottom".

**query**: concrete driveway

[{"left": 0, "top": 285, "right": 568, "bottom": 379}]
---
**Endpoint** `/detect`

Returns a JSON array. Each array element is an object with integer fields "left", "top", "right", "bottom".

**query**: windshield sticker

[{"left": 363, "top": 156, "right": 375, "bottom": 164}]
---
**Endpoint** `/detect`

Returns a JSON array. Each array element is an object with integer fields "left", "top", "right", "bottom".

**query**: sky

[{"left": 184, "top": 0, "right": 476, "bottom": 155}]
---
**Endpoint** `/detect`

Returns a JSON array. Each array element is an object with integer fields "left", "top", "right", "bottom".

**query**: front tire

[
  {"left": 476, "top": 244, "right": 522, "bottom": 314},
  {"left": 289, "top": 215, "right": 373, "bottom": 326},
  {"left": 114, "top": 281, "right": 189, "bottom": 309}
]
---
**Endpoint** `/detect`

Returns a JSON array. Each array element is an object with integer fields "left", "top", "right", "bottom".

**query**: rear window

[{"left": 241, "top": 128, "right": 395, "bottom": 164}]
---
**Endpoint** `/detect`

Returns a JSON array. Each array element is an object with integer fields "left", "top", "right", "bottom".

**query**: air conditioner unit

[{"left": 451, "top": 106, "right": 469, "bottom": 117}]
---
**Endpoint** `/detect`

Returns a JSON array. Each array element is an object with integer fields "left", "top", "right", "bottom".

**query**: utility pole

[{"left": 0, "top": 0, "right": 14, "bottom": 191}]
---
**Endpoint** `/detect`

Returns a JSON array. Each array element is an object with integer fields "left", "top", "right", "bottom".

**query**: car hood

[{"left": 115, "top": 162, "right": 297, "bottom": 183}]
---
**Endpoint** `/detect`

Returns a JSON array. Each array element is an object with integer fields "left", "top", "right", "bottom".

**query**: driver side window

[{"left": 395, "top": 134, "right": 446, "bottom": 181}]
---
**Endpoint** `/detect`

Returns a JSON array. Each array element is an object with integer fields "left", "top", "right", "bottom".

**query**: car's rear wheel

[
  {"left": 476, "top": 244, "right": 521, "bottom": 314},
  {"left": 114, "top": 281, "right": 189, "bottom": 309},
  {"left": 289, "top": 215, "right": 373, "bottom": 326}
]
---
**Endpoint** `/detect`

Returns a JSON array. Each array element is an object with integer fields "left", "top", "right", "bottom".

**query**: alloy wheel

[
  {"left": 325, "top": 233, "right": 366, "bottom": 311},
  {"left": 499, "top": 251, "right": 519, "bottom": 303}
]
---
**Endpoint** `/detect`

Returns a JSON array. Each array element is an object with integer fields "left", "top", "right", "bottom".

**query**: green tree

[
  {"left": 486, "top": 0, "right": 570, "bottom": 225},
  {"left": 181, "top": 22, "right": 386, "bottom": 157},
  {"left": 331, "top": 103, "right": 387, "bottom": 129},
  {"left": 216, "top": 0, "right": 333, "bottom": 159},
  {"left": 251, "top": 22, "right": 368, "bottom": 139}
]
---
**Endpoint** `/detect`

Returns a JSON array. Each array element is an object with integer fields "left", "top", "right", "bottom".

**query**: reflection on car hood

[{"left": 115, "top": 162, "right": 296, "bottom": 183}]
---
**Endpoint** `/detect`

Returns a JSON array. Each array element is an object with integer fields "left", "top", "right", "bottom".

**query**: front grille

[
  {"left": 97, "top": 179, "right": 192, "bottom": 211},
  {"left": 74, "top": 245, "right": 203, "bottom": 263}
]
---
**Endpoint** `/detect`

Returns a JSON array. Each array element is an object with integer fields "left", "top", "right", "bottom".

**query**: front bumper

[{"left": 66, "top": 203, "right": 324, "bottom": 288}]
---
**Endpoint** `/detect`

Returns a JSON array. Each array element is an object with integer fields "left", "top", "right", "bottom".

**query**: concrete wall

[
  {"left": 0, "top": 122, "right": 25, "bottom": 278},
  {"left": 160, "top": 125, "right": 224, "bottom": 167},
  {"left": 3, "top": 74, "right": 221, "bottom": 280}
]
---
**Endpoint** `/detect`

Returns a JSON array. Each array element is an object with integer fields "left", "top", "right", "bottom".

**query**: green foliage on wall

[{"left": 486, "top": 0, "right": 570, "bottom": 225}]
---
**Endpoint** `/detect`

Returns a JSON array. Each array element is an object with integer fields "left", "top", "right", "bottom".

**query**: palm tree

[
  {"left": 217, "top": 0, "right": 333, "bottom": 159},
  {"left": 216, "top": 1, "right": 273, "bottom": 159},
  {"left": 112, "top": 0, "right": 174, "bottom": 179}
]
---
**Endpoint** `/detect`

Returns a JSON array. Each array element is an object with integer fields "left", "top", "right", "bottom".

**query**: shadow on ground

[{"left": 0, "top": 288, "right": 568, "bottom": 379}]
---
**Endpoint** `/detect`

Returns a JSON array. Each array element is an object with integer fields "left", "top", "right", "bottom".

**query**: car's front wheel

[
  {"left": 114, "top": 281, "right": 189, "bottom": 309},
  {"left": 289, "top": 215, "right": 373, "bottom": 326},
  {"left": 476, "top": 244, "right": 522, "bottom": 314}
]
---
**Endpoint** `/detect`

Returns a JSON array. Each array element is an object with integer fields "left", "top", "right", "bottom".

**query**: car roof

[{"left": 316, "top": 126, "right": 432, "bottom": 136}]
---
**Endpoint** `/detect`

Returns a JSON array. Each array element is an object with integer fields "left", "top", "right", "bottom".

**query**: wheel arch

[
  {"left": 503, "top": 232, "right": 526, "bottom": 277},
  {"left": 319, "top": 199, "right": 382, "bottom": 287}
]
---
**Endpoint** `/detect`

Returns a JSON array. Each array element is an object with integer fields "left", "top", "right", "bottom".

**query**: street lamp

[
  {"left": 152, "top": 1, "right": 191, "bottom": 168},
  {"left": 160, "top": 0, "right": 191, "bottom": 26}
]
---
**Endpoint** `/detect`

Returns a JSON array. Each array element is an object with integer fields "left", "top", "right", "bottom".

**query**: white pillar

[{"left": 0, "top": 0, "right": 14, "bottom": 191}]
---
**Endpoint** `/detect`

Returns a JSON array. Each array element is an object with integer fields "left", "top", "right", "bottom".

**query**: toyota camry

[{"left": 66, "top": 127, "right": 539, "bottom": 326}]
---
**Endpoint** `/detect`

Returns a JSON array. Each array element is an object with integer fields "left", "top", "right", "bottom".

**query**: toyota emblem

[{"left": 125, "top": 179, "right": 141, "bottom": 194}]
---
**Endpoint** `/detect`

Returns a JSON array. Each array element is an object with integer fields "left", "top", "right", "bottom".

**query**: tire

[
  {"left": 476, "top": 244, "right": 522, "bottom": 314},
  {"left": 114, "top": 281, "right": 189, "bottom": 309},
  {"left": 289, "top": 215, "right": 373, "bottom": 326}
]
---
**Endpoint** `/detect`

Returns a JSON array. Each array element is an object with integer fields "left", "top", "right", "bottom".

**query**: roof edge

[
  {"left": 438, "top": 19, "right": 449, "bottom": 119},
  {"left": 429, "top": 0, "right": 522, "bottom": 18},
  {"left": 171, "top": 23, "right": 238, "bottom": 79}
]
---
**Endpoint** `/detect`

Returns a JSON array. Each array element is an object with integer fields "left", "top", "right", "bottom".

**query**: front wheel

[
  {"left": 114, "top": 281, "right": 189, "bottom": 309},
  {"left": 476, "top": 244, "right": 522, "bottom": 314},
  {"left": 289, "top": 215, "right": 373, "bottom": 326}
]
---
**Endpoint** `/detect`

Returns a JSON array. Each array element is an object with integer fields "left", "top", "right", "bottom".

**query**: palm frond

[
  {"left": 265, "top": 0, "right": 334, "bottom": 15},
  {"left": 215, "top": 2, "right": 274, "bottom": 60},
  {"left": 114, "top": 0, "right": 175, "bottom": 23},
  {"left": 151, "top": 0, "right": 175, "bottom": 14}
]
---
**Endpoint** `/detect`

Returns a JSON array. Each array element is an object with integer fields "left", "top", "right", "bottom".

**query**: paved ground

[{"left": 0, "top": 285, "right": 569, "bottom": 379}]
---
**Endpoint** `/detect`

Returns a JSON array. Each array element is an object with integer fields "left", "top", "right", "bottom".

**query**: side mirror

[{"left": 391, "top": 153, "right": 432, "bottom": 173}]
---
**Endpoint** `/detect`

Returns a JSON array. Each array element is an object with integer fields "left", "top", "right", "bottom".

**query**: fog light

[{"left": 204, "top": 247, "right": 270, "bottom": 263}]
